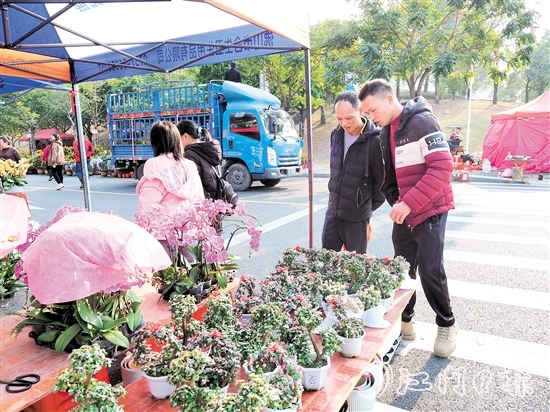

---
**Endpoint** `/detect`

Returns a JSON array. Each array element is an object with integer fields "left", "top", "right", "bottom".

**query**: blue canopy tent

[{"left": 1, "top": 0, "right": 317, "bottom": 246}]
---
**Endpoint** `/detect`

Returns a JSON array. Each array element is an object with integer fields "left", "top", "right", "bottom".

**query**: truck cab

[{"left": 213, "top": 81, "right": 303, "bottom": 190}]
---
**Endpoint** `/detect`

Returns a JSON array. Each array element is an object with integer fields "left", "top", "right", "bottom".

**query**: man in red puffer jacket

[{"left": 359, "top": 79, "right": 457, "bottom": 358}]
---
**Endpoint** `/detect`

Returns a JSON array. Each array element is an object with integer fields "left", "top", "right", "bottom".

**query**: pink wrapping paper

[
  {"left": 22, "top": 211, "right": 171, "bottom": 304},
  {"left": 1, "top": 194, "right": 30, "bottom": 258}
]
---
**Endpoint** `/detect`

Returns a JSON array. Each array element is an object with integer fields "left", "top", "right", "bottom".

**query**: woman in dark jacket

[{"left": 177, "top": 120, "right": 222, "bottom": 199}]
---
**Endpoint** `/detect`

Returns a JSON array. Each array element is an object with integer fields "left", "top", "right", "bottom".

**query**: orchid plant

[{"left": 134, "top": 199, "right": 262, "bottom": 301}]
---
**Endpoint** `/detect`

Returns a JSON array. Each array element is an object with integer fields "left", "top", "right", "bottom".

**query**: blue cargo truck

[{"left": 107, "top": 80, "right": 303, "bottom": 190}]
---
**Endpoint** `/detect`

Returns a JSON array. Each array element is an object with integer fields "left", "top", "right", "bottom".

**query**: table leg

[{"left": 508, "top": 161, "right": 530, "bottom": 184}]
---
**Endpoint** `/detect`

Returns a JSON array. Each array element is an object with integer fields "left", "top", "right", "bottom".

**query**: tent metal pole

[
  {"left": 304, "top": 48, "right": 314, "bottom": 248},
  {"left": 73, "top": 84, "right": 92, "bottom": 211}
]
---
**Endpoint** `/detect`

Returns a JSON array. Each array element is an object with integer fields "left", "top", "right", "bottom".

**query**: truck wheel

[
  {"left": 227, "top": 163, "right": 252, "bottom": 191},
  {"left": 260, "top": 179, "right": 281, "bottom": 187},
  {"left": 135, "top": 164, "right": 145, "bottom": 180}
]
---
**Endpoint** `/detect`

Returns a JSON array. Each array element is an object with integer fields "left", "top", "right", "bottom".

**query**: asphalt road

[{"left": 6, "top": 170, "right": 550, "bottom": 412}]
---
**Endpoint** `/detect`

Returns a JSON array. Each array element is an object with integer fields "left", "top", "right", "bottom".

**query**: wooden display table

[
  {"left": 118, "top": 287, "right": 416, "bottom": 412},
  {"left": 0, "top": 280, "right": 238, "bottom": 412},
  {"left": 505, "top": 157, "right": 536, "bottom": 184}
]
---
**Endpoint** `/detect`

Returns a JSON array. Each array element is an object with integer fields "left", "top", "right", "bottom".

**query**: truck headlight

[{"left": 267, "top": 147, "right": 277, "bottom": 166}]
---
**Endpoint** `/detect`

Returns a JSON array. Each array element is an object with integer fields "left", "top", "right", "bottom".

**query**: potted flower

[
  {"left": 355, "top": 285, "right": 389, "bottom": 328},
  {"left": 264, "top": 359, "right": 304, "bottom": 412},
  {"left": 245, "top": 341, "right": 288, "bottom": 377},
  {"left": 202, "top": 292, "right": 237, "bottom": 334},
  {"left": 293, "top": 303, "right": 342, "bottom": 390},
  {"left": 187, "top": 329, "right": 241, "bottom": 390},
  {"left": 234, "top": 274, "right": 264, "bottom": 320},
  {"left": 134, "top": 199, "right": 261, "bottom": 301},
  {"left": 0, "top": 158, "right": 30, "bottom": 192},
  {"left": 249, "top": 302, "right": 289, "bottom": 345},
  {"left": 366, "top": 258, "right": 401, "bottom": 311},
  {"left": 0, "top": 251, "right": 25, "bottom": 299},
  {"left": 131, "top": 322, "right": 182, "bottom": 399},
  {"left": 333, "top": 316, "right": 365, "bottom": 358},
  {"left": 168, "top": 349, "right": 276, "bottom": 412},
  {"left": 54, "top": 343, "right": 126, "bottom": 411},
  {"left": 169, "top": 293, "right": 197, "bottom": 345},
  {"left": 317, "top": 280, "right": 346, "bottom": 313}
]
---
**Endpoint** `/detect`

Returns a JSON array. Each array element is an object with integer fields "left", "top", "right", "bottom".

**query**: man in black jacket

[
  {"left": 224, "top": 61, "right": 242, "bottom": 83},
  {"left": 321, "top": 91, "right": 385, "bottom": 254}
]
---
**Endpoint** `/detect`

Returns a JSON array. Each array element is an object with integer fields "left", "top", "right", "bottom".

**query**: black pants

[
  {"left": 46, "top": 165, "right": 53, "bottom": 177},
  {"left": 52, "top": 165, "right": 64, "bottom": 184},
  {"left": 322, "top": 212, "right": 368, "bottom": 254},
  {"left": 393, "top": 213, "right": 455, "bottom": 327}
]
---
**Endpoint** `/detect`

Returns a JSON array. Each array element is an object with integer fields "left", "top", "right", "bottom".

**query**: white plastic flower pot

[
  {"left": 243, "top": 362, "right": 281, "bottom": 380},
  {"left": 339, "top": 332, "right": 365, "bottom": 358},
  {"left": 366, "top": 353, "right": 384, "bottom": 394},
  {"left": 299, "top": 354, "right": 331, "bottom": 391},
  {"left": 379, "top": 289, "right": 396, "bottom": 313},
  {"left": 362, "top": 304, "right": 391, "bottom": 328},
  {"left": 120, "top": 355, "right": 144, "bottom": 387},
  {"left": 347, "top": 373, "right": 377, "bottom": 412},
  {"left": 143, "top": 373, "right": 176, "bottom": 399}
]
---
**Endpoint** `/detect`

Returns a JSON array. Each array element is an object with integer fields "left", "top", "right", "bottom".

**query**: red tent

[
  {"left": 482, "top": 90, "right": 550, "bottom": 173},
  {"left": 20, "top": 128, "right": 74, "bottom": 141}
]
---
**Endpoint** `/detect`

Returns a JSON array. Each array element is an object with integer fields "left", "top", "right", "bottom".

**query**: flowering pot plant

[
  {"left": 264, "top": 360, "right": 304, "bottom": 411},
  {"left": 0, "top": 251, "right": 24, "bottom": 297},
  {"left": 131, "top": 322, "right": 183, "bottom": 377},
  {"left": 293, "top": 303, "right": 342, "bottom": 368},
  {"left": 134, "top": 199, "right": 261, "bottom": 301},
  {"left": 325, "top": 294, "right": 364, "bottom": 318},
  {"left": 202, "top": 291, "right": 237, "bottom": 334},
  {"left": 186, "top": 329, "right": 241, "bottom": 389},
  {"left": 233, "top": 274, "right": 264, "bottom": 317},
  {"left": 366, "top": 258, "right": 401, "bottom": 299},
  {"left": 169, "top": 294, "right": 197, "bottom": 345},
  {"left": 318, "top": 280, "right": 346, "bottom": 303},
  {"left": 0, "top": 158, "right": 30, "bottom": 191},
  {"left": 246, "top": 341, "right": 288, "bottom": 375},
  {"left": 333, "top": 316, "right": 365, "bottom": 339},
  {"left": 54, "top": 343, "right": 126, "bottom": 412},
  {"left": 249, "top": 302, "right": 289, "bottom": 345},
  {"left": 355, "top": 285, "right": 381, "bottom": 310}
]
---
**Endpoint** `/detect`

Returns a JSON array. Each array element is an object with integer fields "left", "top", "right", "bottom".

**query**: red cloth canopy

[
  {"left": 482, "top": 90, "right": 550, "bottom": 173},
  {"left": 21, "top": 128, "right": 74, "bottom": 141}
]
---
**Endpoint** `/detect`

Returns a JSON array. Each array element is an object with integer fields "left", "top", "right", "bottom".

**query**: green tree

[
  {"left": 523, "top": 31, "right": 550, "bottom": 101},
  {"left": 353, "top": 0, "right": 537, "bottom": 101}
]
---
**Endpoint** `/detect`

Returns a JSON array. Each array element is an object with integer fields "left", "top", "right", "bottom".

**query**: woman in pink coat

[{"left": 136, "top": 121, "right": 204, "bottom": 214}]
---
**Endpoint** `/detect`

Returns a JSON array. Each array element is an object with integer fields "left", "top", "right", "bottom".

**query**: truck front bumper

[{"left": 251, "top": 166, "right": 302, "bottom": 180}]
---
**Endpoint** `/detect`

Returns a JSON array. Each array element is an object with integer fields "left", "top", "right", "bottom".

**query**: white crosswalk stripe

[{"left": 378, "top": 180, "right": 550, "bottom": 411}]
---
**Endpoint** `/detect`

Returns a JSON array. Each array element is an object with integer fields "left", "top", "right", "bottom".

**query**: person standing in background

[
  {"left": 321, "top": 91, "right": 385, "bottom": 254},
  {"left": 42, "top": 138, "right": 54, "bottom": 181},
  {"left": 48, "top": 133, "right": 65, "bottom": 190},
  {"left": 73, "top": 135, "right": 94, "bottom": 189},
  {"left": 0, "top": 136, "right": 22, "bottom": 162},
  {"left": 359, "top": 79, "right": 457, "bottom": 358},
  {"left": 224, "top": 61, "right": 242, "bottom": 83},
  {"left": 177, "top": 120, "right": 222, "bottom": 200},
  {"left": 136, "top": 121, "right": 204, "bottom": 214}
]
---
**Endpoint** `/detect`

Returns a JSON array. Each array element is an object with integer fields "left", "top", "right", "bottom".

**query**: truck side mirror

[
  {"left": 268, "top": 115, "right": 277, "bottom": 134},
  {"left": 298, "top": 122, "right": 304, "bottom": 138}
]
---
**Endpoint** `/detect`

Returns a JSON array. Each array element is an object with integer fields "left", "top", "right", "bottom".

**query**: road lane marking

[
  {"left": 446, "top": 230, "right": 549, "bottom": 246},
  {"left": 227, "top": 204, "right": 327, "bottom": 247},
  {"left": 444, "top": 250, "right": 548, "bottom": 271},
  {"left": 415, "top": 280, "right": 550, "bottom": 311},
  {"left": 397, "top": 321, "right": 550, "bottom": 378},
  {"left": 448, "top": 216, "right": 549, "bottom": 228}
]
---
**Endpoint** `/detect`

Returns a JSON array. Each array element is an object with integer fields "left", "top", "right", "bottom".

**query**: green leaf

[
  {"left": 76, "top": 300, "right": 103, "bottom": 329},
  {"left": 217, "top": 274, "right": 228, "bottom": 289},
  {"left": 37, "top": 330, "right": 59, "bottom": 342},
  {"left": 55, "top": 324, "right": 82, "bottom": 353},
  {"left": 101, "top": 329, "right": 129, "bottom": 348},
  {"left": 126, "top": 311, "right": 143, "bottom": 331},
  {"left": 100, "top": 317, "right": 127, "bottom": 332}
]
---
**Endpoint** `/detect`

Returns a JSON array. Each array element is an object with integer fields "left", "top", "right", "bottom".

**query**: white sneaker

[
  {"left": 56, "top": 183, "right": 65, "bottom": 190},
  {"left": 434, "top": 323, "right": 458, "bottom": 358}
]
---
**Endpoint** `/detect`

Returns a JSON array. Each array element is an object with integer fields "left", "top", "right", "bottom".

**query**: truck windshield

[{"left": 261, "top": 110, "right": 300, "bottom": 141}]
